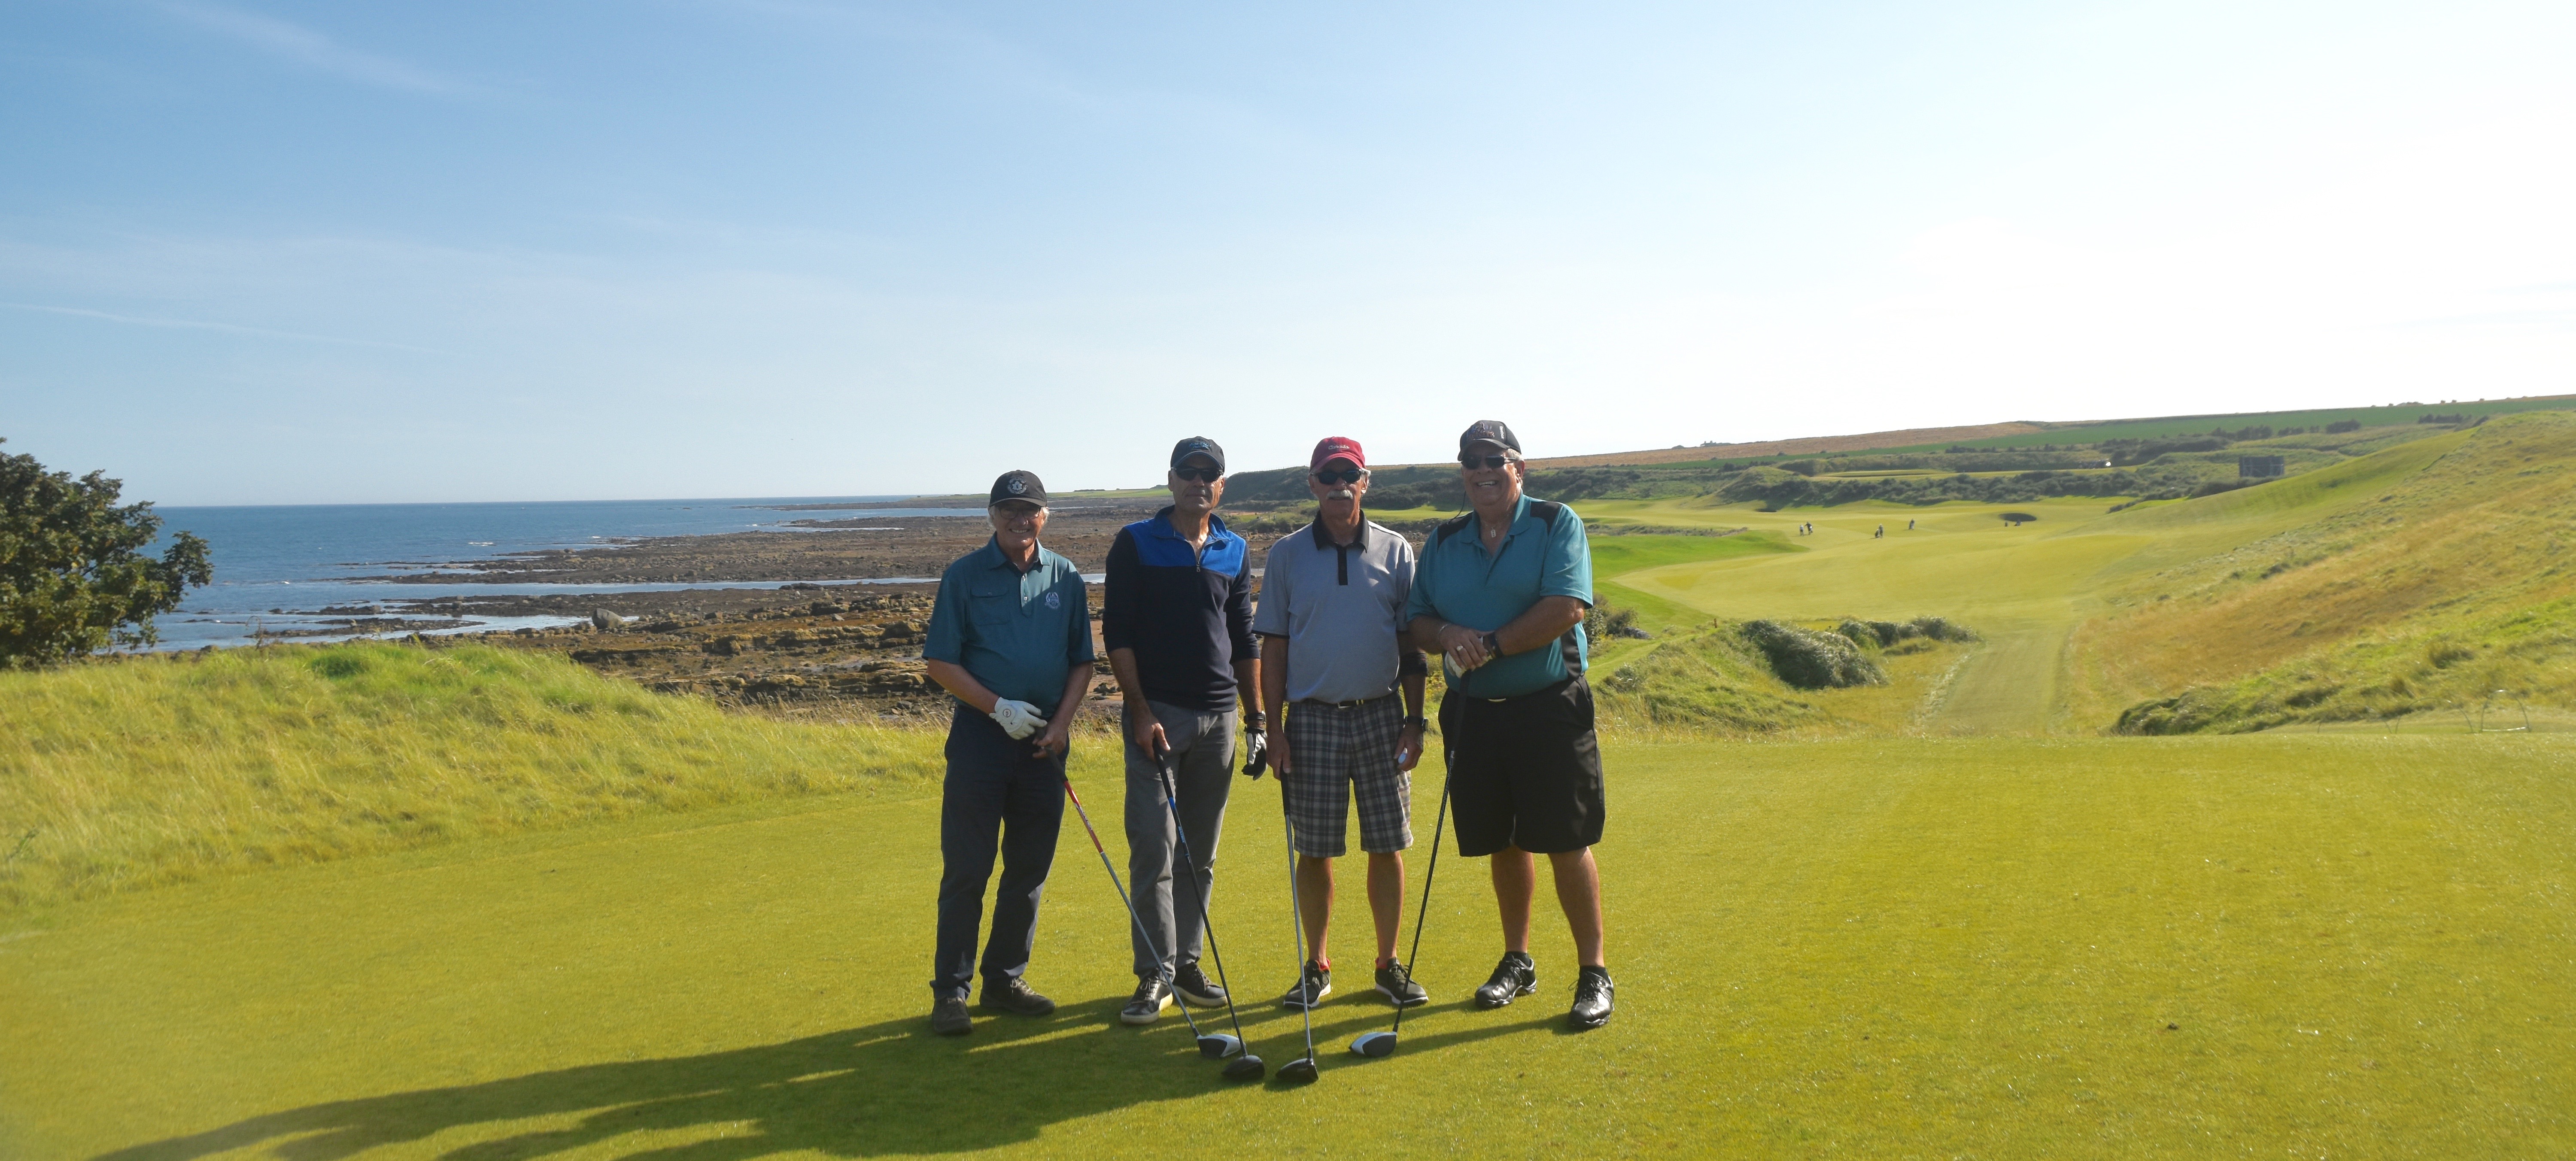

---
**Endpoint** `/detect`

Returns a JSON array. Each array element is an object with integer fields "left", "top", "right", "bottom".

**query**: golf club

[
  {"left": 1352, "top": 752, "right": 1450, "bottom": 1059},
  {"left": 1154, "top": 750, "right": 1264, "bottom": 1079},
  {"left": 1276, "top": 780, "right": 1321, "bottom": 1084},
  {"left": 1063, "top": 778, "right": 1264, "bottom": 1080}
]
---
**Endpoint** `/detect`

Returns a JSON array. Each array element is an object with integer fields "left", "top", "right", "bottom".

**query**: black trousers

[{"left": 930, "top": 702, "right": 1066, "bottom": 1000}]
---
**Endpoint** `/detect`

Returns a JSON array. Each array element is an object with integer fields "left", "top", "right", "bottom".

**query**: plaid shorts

[{"left": 1284, "top": 694, "right": 1412, "bottom": 858}]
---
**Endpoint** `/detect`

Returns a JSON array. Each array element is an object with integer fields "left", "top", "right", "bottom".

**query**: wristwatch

[
  {"left": 1402, "top": 715, "right": 1429, "bottom": 732},
  {"left": 1482, "top": 630, "right": 1502, "bottom": 657}
]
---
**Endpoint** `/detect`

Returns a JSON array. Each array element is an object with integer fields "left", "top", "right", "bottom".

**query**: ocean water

[{"left": 140, "top": 497, "right": 983, "bottom": 650}]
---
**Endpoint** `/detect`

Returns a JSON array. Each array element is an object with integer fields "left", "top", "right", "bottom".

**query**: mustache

[{"left": 1325, "top": 488, "right": 1356, "bottom": 501}]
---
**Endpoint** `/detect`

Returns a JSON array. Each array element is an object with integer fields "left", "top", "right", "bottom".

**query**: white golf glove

[{"left": 990, "top": 698, "right": 1049, "bottom": 740}]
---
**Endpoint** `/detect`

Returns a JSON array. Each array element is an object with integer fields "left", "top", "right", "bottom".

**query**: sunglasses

[
  {"left": 1172, "top": 465, "right": 1222, "bottom": 484},
  {"left": 1312, "top": 468, "right": 1366, "bottom": 486},
  {"left": 1459, "top": 453, "right": 1518, "bottom": 470}
]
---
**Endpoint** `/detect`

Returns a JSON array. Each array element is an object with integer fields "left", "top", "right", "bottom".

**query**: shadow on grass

[{"left": 95, "top": 998, "right": 1560, "bottom": 1159}]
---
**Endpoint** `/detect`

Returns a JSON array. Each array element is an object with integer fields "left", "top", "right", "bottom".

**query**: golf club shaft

[
  {"left": 1156, "top": 754, "right": 1253, "bottom": 1047},
  {"left": 1391, "top": 760, "right": 1452, "bottom": 1038},
  {"left": 1064, "top": 778, "right": 1207, "bottom": 1038},
  {"left": 1282, "top": 787, "right": 1318, "bottom": 1062}
]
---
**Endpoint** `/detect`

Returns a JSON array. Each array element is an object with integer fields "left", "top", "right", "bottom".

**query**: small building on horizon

[{"left": 2239, "top": 455, "right": 2287, "bottom": 479}]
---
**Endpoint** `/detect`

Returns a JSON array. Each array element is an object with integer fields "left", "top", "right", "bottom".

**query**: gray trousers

[{"left": 1123, "top": 699, "right": 1237, "bottom": 978}]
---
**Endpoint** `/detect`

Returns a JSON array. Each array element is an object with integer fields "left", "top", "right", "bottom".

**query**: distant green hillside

[{"left": 1216, "top": 395, "right": 2574, "bottom": 512}]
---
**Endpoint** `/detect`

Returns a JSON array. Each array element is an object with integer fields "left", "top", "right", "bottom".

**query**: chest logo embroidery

[{"left": 1045, "top": 590, "right": 1061, "bottom": 609}]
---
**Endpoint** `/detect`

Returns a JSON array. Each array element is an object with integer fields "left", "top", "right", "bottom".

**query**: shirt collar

[
  {"left": 1151, "top": 505, "right": 1232, "bottom": 542},
  {"left": 1307, "top": 515, "right": 1369, "bottom": 551},
  {"left": 1455, "top": 495, "right": 1533, "bottom": 553},
  {"left": 982, "top": 536, "right": 1046, "bottom": 574}
]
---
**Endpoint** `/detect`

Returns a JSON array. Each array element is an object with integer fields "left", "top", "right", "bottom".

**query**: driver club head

[
  {"left": 1349, "top": 1031, "right": 1397, "bottom": 1058},
  {"left": 1221, "top": 1054, "right": 1267, "bottom": 1082},
  {"left": 1276, "top": 1055, "right": 1320, "bottom": 1084},
  {"left": 1197, "top": 1033, "right": 1245, "bottom": 1060}
]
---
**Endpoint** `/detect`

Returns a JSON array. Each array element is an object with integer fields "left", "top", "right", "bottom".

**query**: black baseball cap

[
  {"left": 1169, "top": 436, "right": 1226, "bottom": 475},
  {"left": 1458, "top": 420, "right": 1522, "bottom": 456},
  {"left": 988, "top": 470, "right": 1048, "bottom": 508}
]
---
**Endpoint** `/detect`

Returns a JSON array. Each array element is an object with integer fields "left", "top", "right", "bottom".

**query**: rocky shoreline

[{"left": 330, "top": 499, "right": 1326, "bottom": 717}]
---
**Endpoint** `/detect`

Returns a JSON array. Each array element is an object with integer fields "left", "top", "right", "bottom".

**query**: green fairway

[{"left": 6, "top": 733, "right": 2569, "bottom": 1158}]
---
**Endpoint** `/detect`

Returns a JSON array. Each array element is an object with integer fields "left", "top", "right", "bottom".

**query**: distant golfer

[
  {"left": 1103, "top": 437, "right": 1264, "bottom": 1024},
  {"left": 1404, "top": 420, "right": 1616, "bottom": 1030},
  {"left": 919, "top": 470, "right": 1097, "bottom": 1036},
  {"left": 1254, "top": 436, "right": 1432, "bottom": 1012}
]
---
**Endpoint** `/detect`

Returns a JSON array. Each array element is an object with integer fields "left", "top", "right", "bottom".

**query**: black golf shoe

[
  {"left": 1373, "top": 960, "right": 1429, "bottom": 1008},
  {"left": 1120, "top": 975, "right": 1175, "bottom": 1025},
  {"left": 1472, "top": 952, "right": 1537, "bottom": 1009},
  {"left": 1568, "top": 965, "right": 1615, "bottom": 1030},
  {"left": 1172, "top": 961, "right": 1228, "bottom": 1008},
  {"left": 930, "top": 995, "right": 972, "bottom": 1036},
  {"left": 979, "top": 977, "right": 1056, "bottom": 1017},
  {"left": 1279, "top": 961, "right": 1332, "bottom": 1010}
]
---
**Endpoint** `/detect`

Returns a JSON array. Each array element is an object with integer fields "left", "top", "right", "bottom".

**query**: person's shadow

[{"left": 97, "top": 999, "right": 1555, "bottom": 1159}]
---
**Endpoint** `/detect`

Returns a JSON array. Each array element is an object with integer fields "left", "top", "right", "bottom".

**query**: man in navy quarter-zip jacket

[{"left": 1102, "top": 436, "right": 1264, "bottom": 1025}]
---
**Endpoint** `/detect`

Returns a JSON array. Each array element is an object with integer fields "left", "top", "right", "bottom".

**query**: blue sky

[{"left": 3, "top": 0, "right": 2571, "bottom": 505}]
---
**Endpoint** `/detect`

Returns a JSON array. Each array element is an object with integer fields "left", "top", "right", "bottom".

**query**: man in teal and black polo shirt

[
  {"left": 1103, "top": 437, "right": 1263, "bottom": 1025},
  {"left": 919, "top": 470, "right": 1097, "bottom": 1037},
  {"left": 1403, "top": 420, "right": 1616, "bottom": 1030}
]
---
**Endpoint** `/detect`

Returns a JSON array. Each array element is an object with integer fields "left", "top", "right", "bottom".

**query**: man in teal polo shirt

[
  {"left": 1403, "top": 420, "right": 1615, "bottom": 1030},
  {"left": 919, "top": 469, "right": 1097, "bottom": 1036}
]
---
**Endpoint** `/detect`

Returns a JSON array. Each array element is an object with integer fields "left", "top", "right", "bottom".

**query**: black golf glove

[{"left": 1241, "top": 726, "right": 1269, "bottom": 779}]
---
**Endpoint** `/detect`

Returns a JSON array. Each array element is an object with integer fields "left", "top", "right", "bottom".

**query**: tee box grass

[{"left": 6, "top": 731, "right": 2571, "bottom": 1158}]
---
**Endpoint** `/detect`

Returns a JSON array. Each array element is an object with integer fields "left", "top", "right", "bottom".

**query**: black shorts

[{"left": 1440, "top": 677, "right": 1605, "bottom": 857}]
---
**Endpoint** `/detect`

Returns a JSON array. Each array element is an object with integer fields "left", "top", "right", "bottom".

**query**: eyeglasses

[
  {"left": 1173, "top": 466, "right": 1222, "bottom": 484},
  {"left": 992, "top": 505, "right": 1045, "bottom": 525},
  {"left": 1459, "top": 453, "right": 1518, "bottom": 470},
  {"left": 1312, "top": 468, "right": 1366, "bottom": 486}
]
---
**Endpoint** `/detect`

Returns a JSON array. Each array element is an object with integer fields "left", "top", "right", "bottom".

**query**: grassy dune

[
  {"left": 0, "top": 644, "right": 953, "bottom": 913},
  {"left": 2082, "top": 414, "right": 2576, "bottom": 731},
  {"left": 5, "top": 732, "right": 2568, "bottom": 1158}
]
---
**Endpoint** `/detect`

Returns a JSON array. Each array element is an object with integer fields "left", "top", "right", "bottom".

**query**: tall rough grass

[
  {"left": 1835, "top": 616, "right": 1981, "bottom": 648},
  {"left": 0, "top": 642, "right": 946, "bottom": 912},
  {"left": 1741, "top": 620, "right": 1887, "bottom": 689},
  {"left": 1596, "top": 626, "right": 1826, "bottom": 732}
]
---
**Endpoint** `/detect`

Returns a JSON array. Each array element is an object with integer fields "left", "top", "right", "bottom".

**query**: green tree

[{"left": 0, "top": 438, "right": 213, "bottom": 667}]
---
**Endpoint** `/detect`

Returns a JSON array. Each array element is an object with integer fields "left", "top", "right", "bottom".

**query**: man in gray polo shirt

[{"left": 1255, "top": 436, "right": 1433, "bottom": 1011}]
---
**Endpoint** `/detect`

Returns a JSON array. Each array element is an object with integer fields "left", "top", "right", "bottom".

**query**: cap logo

[{"left": 1007, "top": 477, "right": 1027, "bottom": 495}]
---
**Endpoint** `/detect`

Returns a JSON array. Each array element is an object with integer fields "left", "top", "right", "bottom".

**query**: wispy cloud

[
  {"left": 2, "top": 301, "right": 450, "bottom": 354},
  {"left": 159, "top": 2, "right": 466, "bottom": 95}
]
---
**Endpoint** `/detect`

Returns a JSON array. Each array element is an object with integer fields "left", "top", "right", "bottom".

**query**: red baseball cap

[{"left": 1309, "top": 436, "right": 1366, "bottom": 471}]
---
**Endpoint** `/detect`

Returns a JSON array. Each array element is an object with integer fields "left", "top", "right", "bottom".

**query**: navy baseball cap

[
  {"left": 987, "top": 470, "right": 1048, "bottom": 508},
  {"left": 1169, "top": 436, "right": 1226, "bottom": 474},
  {"left": 1458, "top": 420, "right": 1522, "bottom": 456}
]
